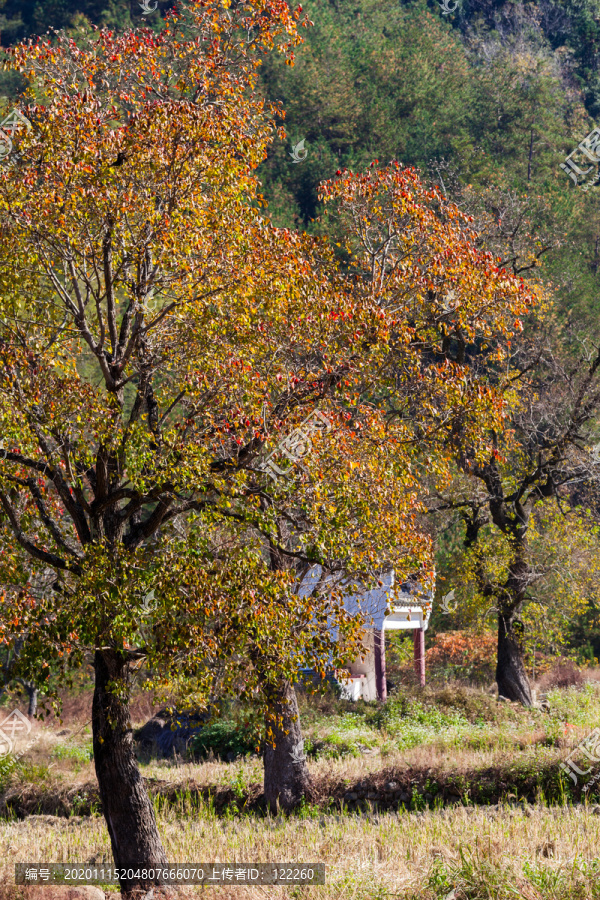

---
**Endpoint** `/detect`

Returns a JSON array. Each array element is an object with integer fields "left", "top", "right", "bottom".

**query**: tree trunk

[
  {"left": 374, "top": 629, "right": 387, "bottom": 701},
  {"left": 92, "top": 649, "right": 169, "bottom": 896},
  {"left": 496, "top": 611, "right": 532, "bottom": 706},
  {"left": 263, "top": 681, "right": 311, "bottom": 813},
  {"left": 413, "top": 628, "right": 426, "bottom": 688},
  {"left": 25, "top": 683, "right": 37, "bottom": 718}
]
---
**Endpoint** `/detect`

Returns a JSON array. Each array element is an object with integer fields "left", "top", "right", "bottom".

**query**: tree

[
  {"left": 416, "top": 158, "right": 600, "bottom": 703},
  {"left": 0, "top": 0, "right": 377, "bottom": 890},
  {"left": 313, "top": 162, "right": 545, "bottom": 702},
  {"left": 258, "top": 0, "right": 474, "bottom": 228},
  {"left": 0, "top": 0, "right": 450, "bottom": 884},
  {"left": 431, "top": 319, "right": 600, "bottom": 703},
  {"left": 0, "top": 0, "right": 167, "bottom": 46},
  {"left": 0, "top": 4, "right": 539, "bottom": 884}
]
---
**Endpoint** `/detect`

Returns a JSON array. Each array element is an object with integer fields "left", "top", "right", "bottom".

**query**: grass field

[
  {"left": 2, "top": 800, "right": 600, "bottom": 898},
  {"left": 2, "top": 676, "right": 600, "bottom": 899}
]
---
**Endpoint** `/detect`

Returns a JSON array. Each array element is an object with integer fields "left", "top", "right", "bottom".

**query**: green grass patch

[
  {"left": 191, "top": 720, "right": 258, "bottom": 761},
  {"left": 51, "top": 741, "right": 93, "bottom": 763}
]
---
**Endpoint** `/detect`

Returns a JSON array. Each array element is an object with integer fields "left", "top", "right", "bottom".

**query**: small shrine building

[{"left": 297, "top": 566, "right": 433, "bottom": 701}]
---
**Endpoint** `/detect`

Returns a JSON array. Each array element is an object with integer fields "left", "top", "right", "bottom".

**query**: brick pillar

[
  {"left": 413, "top": 627, "right": 425, "bottom": 687},
  {"left": 374, "top": 629, "right": 387, "bottom": 701}
]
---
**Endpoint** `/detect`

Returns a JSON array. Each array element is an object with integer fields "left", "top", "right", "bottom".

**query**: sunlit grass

[
  {"left": 3, "top": 680, "right": 600, "bottom": 896},
  {"left": 2, "top": 803, "right": 600, "bottom": 898}
]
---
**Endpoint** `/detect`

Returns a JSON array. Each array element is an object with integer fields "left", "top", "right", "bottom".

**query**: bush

[
  {"left": 191, "top": 720, "right": 258, "bottom": 761},
  {"left": 425, "top": 631, "right": 497, "bottom": 684},
  {"left": 538, "top": 660, "right": 585, "bottom": 691}
]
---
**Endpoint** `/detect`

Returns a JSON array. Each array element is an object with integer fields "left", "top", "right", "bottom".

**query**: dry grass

[
  {"left": 1, "top": 803, "right": 600, "bottom": 898},
  {"left": 0, "top": 712, "right": 569, "bottom": 793},
  {"left": 2, "top": 683, "right": 597, "bottom": 822},
  {"left": 1, "top": 733, "right": 572, "bottom": 823},
  {"left": 4, "top": 680, "right": 600, "bottom": 897}
]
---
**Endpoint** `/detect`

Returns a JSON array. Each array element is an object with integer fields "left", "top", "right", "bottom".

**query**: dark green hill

[{"left": 2, "top": 0, "right": 600, "bottom": 321}]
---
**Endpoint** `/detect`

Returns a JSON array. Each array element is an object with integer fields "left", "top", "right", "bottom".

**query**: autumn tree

[
  {"left": 414, "top": 160, "right": 600, "bottom": 704},
  {"left": 314, "top": 163, "right": 548, "bottom": 701},
  {"left": 429, "top": 319, "right": 600, "bottom": 704},
  {"left": 318, "top": 162, "right": 539, "bottom": 480},
  {"left": 0, "top": 0, "right": 395, "bottom": 889},
  {"left": 0, "top": 2, "right": 539, "bottom": 889},
  {"left": 0, "top": 0, "right": 458, "bottom": 887}
]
